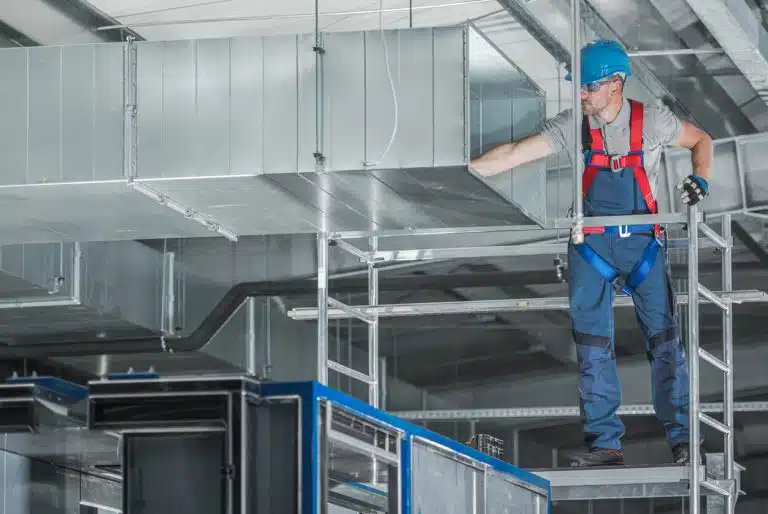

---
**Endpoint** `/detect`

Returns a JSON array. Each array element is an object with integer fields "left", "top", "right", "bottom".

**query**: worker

[{"left": 469, "top": 39, "right": 712, "bottom": 467}]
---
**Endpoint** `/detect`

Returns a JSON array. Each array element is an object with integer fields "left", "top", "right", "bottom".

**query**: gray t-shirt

[{"left": 539, "top": 97, "right": 684, "bottom": 199}]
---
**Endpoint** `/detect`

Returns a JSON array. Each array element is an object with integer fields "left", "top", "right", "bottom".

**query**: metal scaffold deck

[
  {"left": 287, "top": 205, "right": 768, "bottom": 514},
  {"left": 535, "top": 456, "right": 743, "bottom": 503}
]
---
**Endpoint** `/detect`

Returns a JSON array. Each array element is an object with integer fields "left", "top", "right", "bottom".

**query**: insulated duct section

[
  {"left": 0, "top": 25, "right": 548, "bottom": 246},
  {"left": 682, "top": 0, "right": 768, "bottom": 105}
]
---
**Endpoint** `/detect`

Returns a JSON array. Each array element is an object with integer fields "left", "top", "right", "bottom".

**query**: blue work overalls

[{"left": 567, "top": 99, "right": 689, "bottom": 451}]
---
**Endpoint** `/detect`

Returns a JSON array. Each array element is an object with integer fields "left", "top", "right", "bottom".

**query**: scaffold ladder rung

[
  {"left": 328, "top": 360, "right": 375, "bottom": 385},
  {"left": 698, "top": 348, "right": 730, "bottom": 374},
  {"left": 701, "top": 478, "right": 733, "bottom": 498},
  {"left": 699, "top": 412, "right": 732, "bottom": 435}
]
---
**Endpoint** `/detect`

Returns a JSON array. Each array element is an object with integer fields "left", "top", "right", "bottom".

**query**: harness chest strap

[
  {"left": 581, "top": 99, "right": 659, "bottom": 235},
  {"left": 574, "top": 99, "right": 663, "bottom": 296}
]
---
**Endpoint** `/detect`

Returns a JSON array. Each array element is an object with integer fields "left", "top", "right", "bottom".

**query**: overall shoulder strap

[
  {"left": 582, "top": 115, "right": 605, "bottom": 152},
  {"left": 582, "top": 115, "right": 592, "bottom": 154},
  {"left": 628, "top": 99, "right": 644, "bottom": 152}
]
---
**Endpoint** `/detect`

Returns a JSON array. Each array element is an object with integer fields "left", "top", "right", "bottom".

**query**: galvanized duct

[{"left": 0, "top": 24, "right": 545, "bottom": 246}]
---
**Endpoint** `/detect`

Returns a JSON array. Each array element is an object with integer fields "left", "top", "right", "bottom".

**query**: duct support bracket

[
  {"left": 160, "top": 251, "right": 177, "bottom": 338},
  {"left": 313, "top": 7, "right": 326, "bottom": 173},
  {"left": 123, "top": 36, "right": 137, "bottom": 181}
]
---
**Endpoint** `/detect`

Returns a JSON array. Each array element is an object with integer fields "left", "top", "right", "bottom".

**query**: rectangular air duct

[
  {"left": 664, "top": 132, "right": 768, "bottom": 216},
  {"left": 0, "top": 240, "right": 168, "bottom": 345},
  {"left": 0, "top": 25, "right": 546, "bottom": 245}
]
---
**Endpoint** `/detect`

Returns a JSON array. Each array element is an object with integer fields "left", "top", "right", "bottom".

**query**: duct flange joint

[{"left": 126, "top": 179, "right": 239, "bottom": 241}]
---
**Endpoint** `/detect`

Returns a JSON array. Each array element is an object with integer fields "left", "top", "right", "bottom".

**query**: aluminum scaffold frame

[
  {"left": 290, "top": 1, "right": 761, "bottom": 511},
  {"left": 316, "top": 233, "right": 381, "bottom": 408},
  {"left": 289, "top": 207, "right": 768, "bottom": 514}
]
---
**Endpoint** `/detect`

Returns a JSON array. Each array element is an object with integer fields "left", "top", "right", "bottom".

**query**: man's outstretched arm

[{"left": 469, "top": 133, "right": 555, "bottom": 177}]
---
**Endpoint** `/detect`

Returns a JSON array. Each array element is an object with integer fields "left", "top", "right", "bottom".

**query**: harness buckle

[
  {"left": 610, "top": 155, "right": 622, "bottom": 171},
  {"left": 618, "top": 225, "right": 631, "bottom": 238}
]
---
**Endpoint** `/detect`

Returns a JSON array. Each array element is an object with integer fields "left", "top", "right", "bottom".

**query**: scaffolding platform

[
  {"left": 289, "top": 205, "right": 754, "bottom": 514},
  {"left": 533, "top": 460, "right": 743, "bottom": 502}
]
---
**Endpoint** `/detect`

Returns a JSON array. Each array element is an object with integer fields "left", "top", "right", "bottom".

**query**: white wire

[{"left": 363, "top": 0, "right": 399, "bottom": 168}]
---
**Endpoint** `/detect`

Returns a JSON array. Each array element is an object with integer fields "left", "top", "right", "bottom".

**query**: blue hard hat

[{"left": 565, "top": 39, "right": 631, "bottom": 85}]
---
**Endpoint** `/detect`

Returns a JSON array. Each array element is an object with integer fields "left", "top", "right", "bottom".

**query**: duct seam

[{"left": 125, "top": 179, "right": 240, "bottom": 241}]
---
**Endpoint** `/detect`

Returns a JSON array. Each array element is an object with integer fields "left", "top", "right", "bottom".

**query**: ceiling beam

[
  {"left": 0, "top": 0, "right": 141, "bottom": 46},
  {"left": 0, "top": 19, "right": 39, "bottom": 46},
  {"left": 682, "top": 0, "right": 768, "bottom": 108},
  {"left": 41, "top": 0, "right": 143, "bottom": 42},
  {"left": 494, "top": 0, "right": 570, "bottom": 65}
]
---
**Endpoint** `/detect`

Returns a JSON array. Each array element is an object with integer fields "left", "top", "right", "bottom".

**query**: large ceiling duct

[{"left": 0, "top": 24, "right": 551, "bottom": 246}]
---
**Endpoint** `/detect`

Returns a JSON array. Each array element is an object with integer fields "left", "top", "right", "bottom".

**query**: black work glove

[{"left": 678, "top": 174, "right": 709, "bottom": 206}]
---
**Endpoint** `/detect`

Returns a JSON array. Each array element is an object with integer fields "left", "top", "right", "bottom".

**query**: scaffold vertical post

[
  {"left": 368, "top": 236, "right": 380, "bottom": 408},
  {"left": 722, "top": 213, "right": 735, "bottom": 511},
  {"left": 688, "top": 204, "right": 701, "bottom": 514},
  {"left": 318, "top": 232, "right": 329, "bottom": 385},
  {"left": 570, "top": 0, "right": 584, "bottom": 245}
]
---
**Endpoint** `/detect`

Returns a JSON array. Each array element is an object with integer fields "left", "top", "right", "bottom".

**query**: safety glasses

[
  {"left": 581, "top": 79, "right": 612, "bottom": 93},
  {"left": 582, "top": 75, "right": 623, "bottom": 93}
]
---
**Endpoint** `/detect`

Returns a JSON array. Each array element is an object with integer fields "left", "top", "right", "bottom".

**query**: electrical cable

[{"left": 363, "top": 0, "right": 399, "bottom": 167}]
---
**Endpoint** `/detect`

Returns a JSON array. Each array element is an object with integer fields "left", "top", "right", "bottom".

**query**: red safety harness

[{"left": 581, "top": 99, "right": 660, "bottom": 236}]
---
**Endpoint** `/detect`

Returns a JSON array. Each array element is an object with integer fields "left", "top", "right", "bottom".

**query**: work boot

[
  {"left": 672, "top": 443, "right": 701, "bottom": 465},
  {"left": 569, "top": 448, "right": 625, "bottom": 467},
  {"left": 672, "top": 443, "right": 690, "bottom": 464}
]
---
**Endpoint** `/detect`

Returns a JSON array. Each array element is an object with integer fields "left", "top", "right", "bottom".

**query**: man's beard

[{"left": 581, "top": 101, "right": 602, "bottom": 116}]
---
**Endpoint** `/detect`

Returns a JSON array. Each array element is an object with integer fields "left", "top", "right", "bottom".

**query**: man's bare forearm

[
  {"left": 690, "top": 136, "right": 713, "bottom": 181},
  {"left": 469, "top": 134, "right": 553, "bottom": 177},
  {"left": 674, "top": 120, "right": 713, "bottom": 181}
]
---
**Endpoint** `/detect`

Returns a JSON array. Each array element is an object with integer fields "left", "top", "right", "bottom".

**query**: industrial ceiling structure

[{"left": 0, "top": 0, "right": 768, "bottom": 513}]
